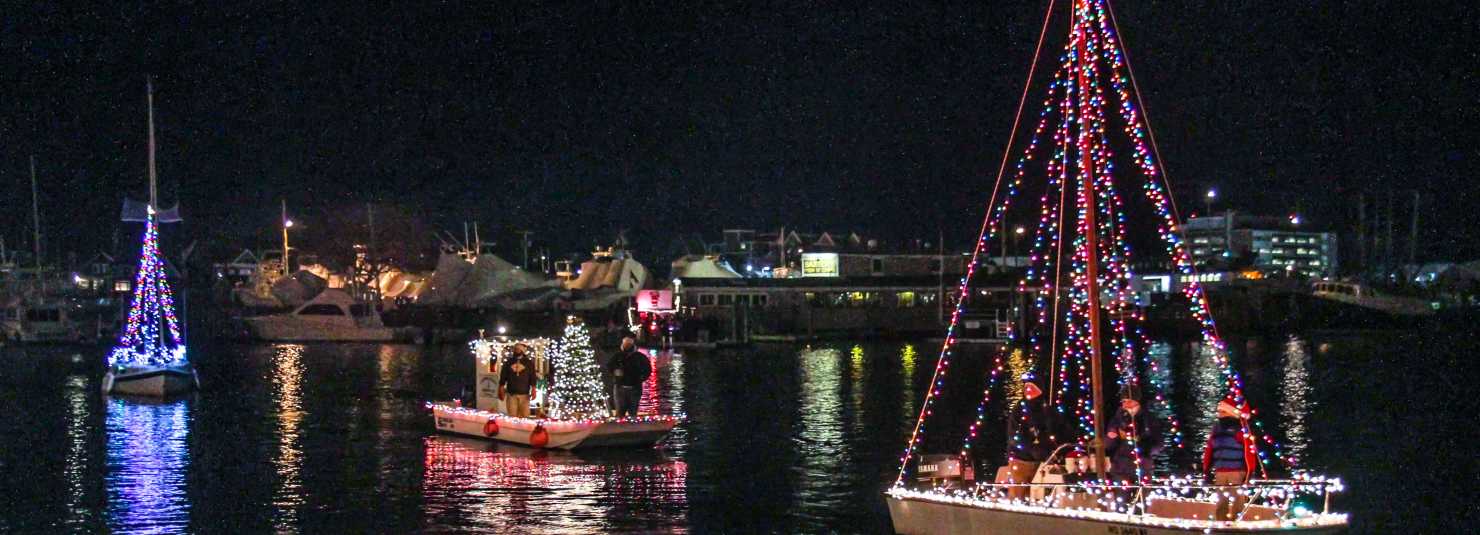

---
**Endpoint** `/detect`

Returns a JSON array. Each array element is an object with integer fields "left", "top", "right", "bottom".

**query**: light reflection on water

[
  {"left": 421, "top": 437, "right": 688, "bottom": 533},
  {"left": 105, "top": 397, "right": 191, "bottom": 534},
  {"left": 797, "top": 347, "right": 845, "bottom": 521},
  {"left": 64, "top": 375, "right": 93, "bottom": 529},
  {"left": 5, "top": 330, "right": 1426, "bottom": 532},
  {"left": 1279, "top": 336, "right": 1311, "bottom": 467},
  {"left": 272, "top": 344, "right": 306, "bottom": 530},
  {"left": 1186, "top": 342, "right": 1225, "bottom": 443}
]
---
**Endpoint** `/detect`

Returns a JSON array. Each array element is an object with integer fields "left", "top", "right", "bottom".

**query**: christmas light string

[
  {"left": 899, "top": 0, "right": 1302, "bottom": 493},
  {"left": 108, "top": 212, "right": 186, "bottom": 368},
  {"left": 546, "top": 317, "right": 610, "bottom": 419}
]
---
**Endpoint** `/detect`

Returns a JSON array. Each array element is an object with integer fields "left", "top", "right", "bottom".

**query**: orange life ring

[
  {"left": 530, "top": 424, "right": 549, "bottom": 448},
  {"left": 483, "top": 417, "right": 500, "bottom": 437}
]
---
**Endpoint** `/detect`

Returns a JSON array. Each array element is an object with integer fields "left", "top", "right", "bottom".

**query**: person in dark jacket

[
  {"left": 1204, "top": 397, "right": 1258, "bottom": 520},
  {"left": 604, "top": 337, "right": 651, "bottom": 417},
  {"left": 499, "top": 344, "right": 537, "bottom": 418},
  {"left": 1105, "top": 384, "right": 1161, "bottom": 482},
  {"left": 1003, "top": 373, "right": 1057, "bottom": 499}
]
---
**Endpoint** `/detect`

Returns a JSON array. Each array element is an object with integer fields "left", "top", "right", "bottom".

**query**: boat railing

[{"left": 905, "top": 476, "right": 1344, "bottom": 521}]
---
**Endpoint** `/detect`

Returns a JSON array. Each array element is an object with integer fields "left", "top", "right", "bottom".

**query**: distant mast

[
  {"left": 148, "top": 80, "right": 158, "bottom": 209},
  {"left": 30, "top": 155, "right": 42, "bottom": 286}
]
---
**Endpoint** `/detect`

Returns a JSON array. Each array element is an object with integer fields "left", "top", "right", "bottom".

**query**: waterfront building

[{"left": 1182, "top": 213, "right": 1337, "bottom": 279}]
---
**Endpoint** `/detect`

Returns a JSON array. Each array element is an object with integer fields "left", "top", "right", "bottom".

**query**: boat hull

[
  {"left": 430, "top": 403, "right": 677, "bottom": 450},
  {"left": 885, "top": 494, "right": 1347, "bottom": 535},
  {"left": 242, "top": 317, "right": 407, "bottom": 342},
  {"left": 104, "top": 365, "right": 197, "bottom": 397}
]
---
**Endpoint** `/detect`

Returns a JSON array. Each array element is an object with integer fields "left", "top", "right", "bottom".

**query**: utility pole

[
  {"left": 1408, "top": 191, "right": 1419, "bottom": 270},
  {"left": 1357, "top": 193, "right": 1366, "bottom": 280},
  {"left": 516, "top": 230, "right": 534, "bottom": 269},
  {"left": 1384, "top": 192, "right": 1395, "bottom": 280},
  {"left": 30, "top": 155, "right": 44, "bottom": 293}
]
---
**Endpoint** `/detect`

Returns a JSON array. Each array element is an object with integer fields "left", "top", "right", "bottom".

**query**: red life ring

[
  {"left": 530, "top": 424, "right": 549, "bottom": 448},
  {"left": 483, "top": 417, "right": 500, "bottom": 437}
]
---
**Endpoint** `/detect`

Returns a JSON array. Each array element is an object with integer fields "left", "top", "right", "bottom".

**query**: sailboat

[
  {"left": 885, "top": 0, "right": 1348, "bottom": 532},
  {"left": 102, "top": 81, "right": 197, "bottom": 397}
]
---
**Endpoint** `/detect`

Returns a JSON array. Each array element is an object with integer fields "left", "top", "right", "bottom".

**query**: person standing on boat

[
  {"left": 1204, "top": 397, "right": 1258, "bottom": 520},
  {"left": 605, "top": 337, "right": 650, "bottom": 417},
  {"left": 500, "top": 343, "right": 537, "bottom": 418},
  {"left": 1104, "top": 384, "right": 1160, "bottom": 482},
  {"left": 1003, "top": 373, "right": 1055, "bottom": 500}
]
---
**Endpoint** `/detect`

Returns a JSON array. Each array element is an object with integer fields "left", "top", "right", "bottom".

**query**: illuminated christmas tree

[
  {"left": 546, "top": 316, "right": 608, "bottom": 419},
  {"left": 108, "top": 209, "right": 186, "bottom": 368}
]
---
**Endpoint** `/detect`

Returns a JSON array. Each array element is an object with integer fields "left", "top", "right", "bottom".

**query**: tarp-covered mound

[
  {"left": 671, "top": 255, "right": 742, "bottom": 279},
  {"left": 271, "top": 270, "right": 328, "bottom": 308},
  {"left": 565, "top": 257, "right": 649, "bottom": 291},
  {"left": 419, "top": 253, "right": 554, "bottom": 307}
]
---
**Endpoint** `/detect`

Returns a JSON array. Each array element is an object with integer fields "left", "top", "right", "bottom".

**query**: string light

[
  {"left": 545, "top": 317, "right": 609, "bottom": 419},
  {"left": 891, "top": 1, "right": 1335, "bottom": 525},
  {"left": 108, "top": 212, "right": 186, "bottom": 368}
]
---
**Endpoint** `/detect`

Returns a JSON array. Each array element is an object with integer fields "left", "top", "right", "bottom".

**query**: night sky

[{"left": 3, "top": 1, "right": 1476, "bottom": 269}]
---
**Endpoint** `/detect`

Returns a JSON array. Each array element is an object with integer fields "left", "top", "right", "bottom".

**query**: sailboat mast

[
  {"left": 30, "top": 155, "right": 42, "bottom": 278},
  {"left": 1074, "top": 0, "right": 1109, "bottom": 480},
  {"left": 147, "top": 81, "right": 158, "bottom": 209}
]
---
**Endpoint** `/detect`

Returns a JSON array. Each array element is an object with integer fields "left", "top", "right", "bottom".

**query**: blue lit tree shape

[{"left": 108, "top": 211, "right": 186, "bottom": 367}]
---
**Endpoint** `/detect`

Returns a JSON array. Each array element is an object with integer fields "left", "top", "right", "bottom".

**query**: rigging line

[
  {"left": 894, "top": 0, "right": 1058, "bottom": 484},
  {"left": 1046, "top": 127, "right": 1070, "bottom": 406},
  {"left": 1103, "top": 0, "right": 1230, "bottom": 353}
]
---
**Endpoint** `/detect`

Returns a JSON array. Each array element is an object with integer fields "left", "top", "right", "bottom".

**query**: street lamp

[
  {"left": 1204, "top": 188, "right": 1217, "bottom": 215},
  {"left": 281, "top": 199, "right": 294, "bottom": 276}
]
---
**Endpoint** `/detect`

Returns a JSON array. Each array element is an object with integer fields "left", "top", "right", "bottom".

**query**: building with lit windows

[{"left": 1182, "top": 214, "right": 1337, "bottom": 279}]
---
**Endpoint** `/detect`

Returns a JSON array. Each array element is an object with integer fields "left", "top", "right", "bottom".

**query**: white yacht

[
  {"left": 1311, "top": 281, "right": 1434, "bottom": 317},
  {"left": 243, "top": 289, "right": 410, "bottom": 342}
]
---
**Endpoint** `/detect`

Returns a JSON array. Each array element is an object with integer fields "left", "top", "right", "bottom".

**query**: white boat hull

[
  {"left": 430, "top": 403, "right": 677, "bottom": 450},
  {"left": 885, "top": 493, "right": 1347, "bottom": 534},
  {"left": 104, "top": 364, "right": 197, "bottom": 397},
  {"left": 243, "top": 317, "right": 406, "bottom": 342}
]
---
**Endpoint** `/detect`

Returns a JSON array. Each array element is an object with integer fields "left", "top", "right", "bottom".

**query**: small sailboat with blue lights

[
  {"left": 102, "top": 81, "right": 197, "bottom": 397},
  {"left": 884, "top": 0, "right": 1347, "bottom": 532}
]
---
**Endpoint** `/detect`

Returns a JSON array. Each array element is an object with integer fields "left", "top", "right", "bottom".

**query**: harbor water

[{"left": 0, "top": 326, "right": 1473, "bottom": 533}]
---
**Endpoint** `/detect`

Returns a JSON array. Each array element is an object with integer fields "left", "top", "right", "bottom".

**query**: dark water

[{"left": 0, "top": 328, "right": 1474, "bottom": 533}]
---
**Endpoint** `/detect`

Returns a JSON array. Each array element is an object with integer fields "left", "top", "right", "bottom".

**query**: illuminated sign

[
  {"left": 801, "top": 253, "right": 839, "bottom": 277},
  {"left": 636, "top": 290, "right": 674, "bottom": 311}
]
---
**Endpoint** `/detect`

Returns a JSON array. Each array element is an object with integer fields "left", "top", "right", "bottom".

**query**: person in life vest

[
  {"left": 1003, "top": 373, "right": 1056, "bottom": 500},
  {"left": 1105, "top": 383, "right": 1161, "bottom": 483},
  {"left": 604, "top": 337, "right": 651, "bottom": 417},
  {"left": 1204, "top": 397, "right": 1258, "bottom": 520},
  {"left": 499, "top": 343, "right": 537, "bottom": 418}
]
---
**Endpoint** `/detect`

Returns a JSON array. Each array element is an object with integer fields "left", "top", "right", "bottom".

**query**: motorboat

[
  {"left": 428, "top": 334, "right": 679, "bottom": 449},
  {"left": 1311, "top": 281, "right": 1433, "bottom": 317},
  {"left": 242, "top": 288, "right": 411, "bottom": 342}
]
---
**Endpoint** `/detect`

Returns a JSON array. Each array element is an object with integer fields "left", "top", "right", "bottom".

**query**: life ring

[
  {"left": 483, "top": 417, "right": 500, "bottom": 437},
  {"left": 530, "top": 424, "right": 549, "bottom": 448}
]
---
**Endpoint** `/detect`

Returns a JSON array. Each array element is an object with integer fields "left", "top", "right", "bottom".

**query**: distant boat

[
  {"left": 242, "top": 288, "right": 410, "bottom": 342},
  {"left": 0, "top": 296, "right": 95, "bottom": 344},
  {"left": 1311, "top": 281, "right": 1434, "bottom": 317}
]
